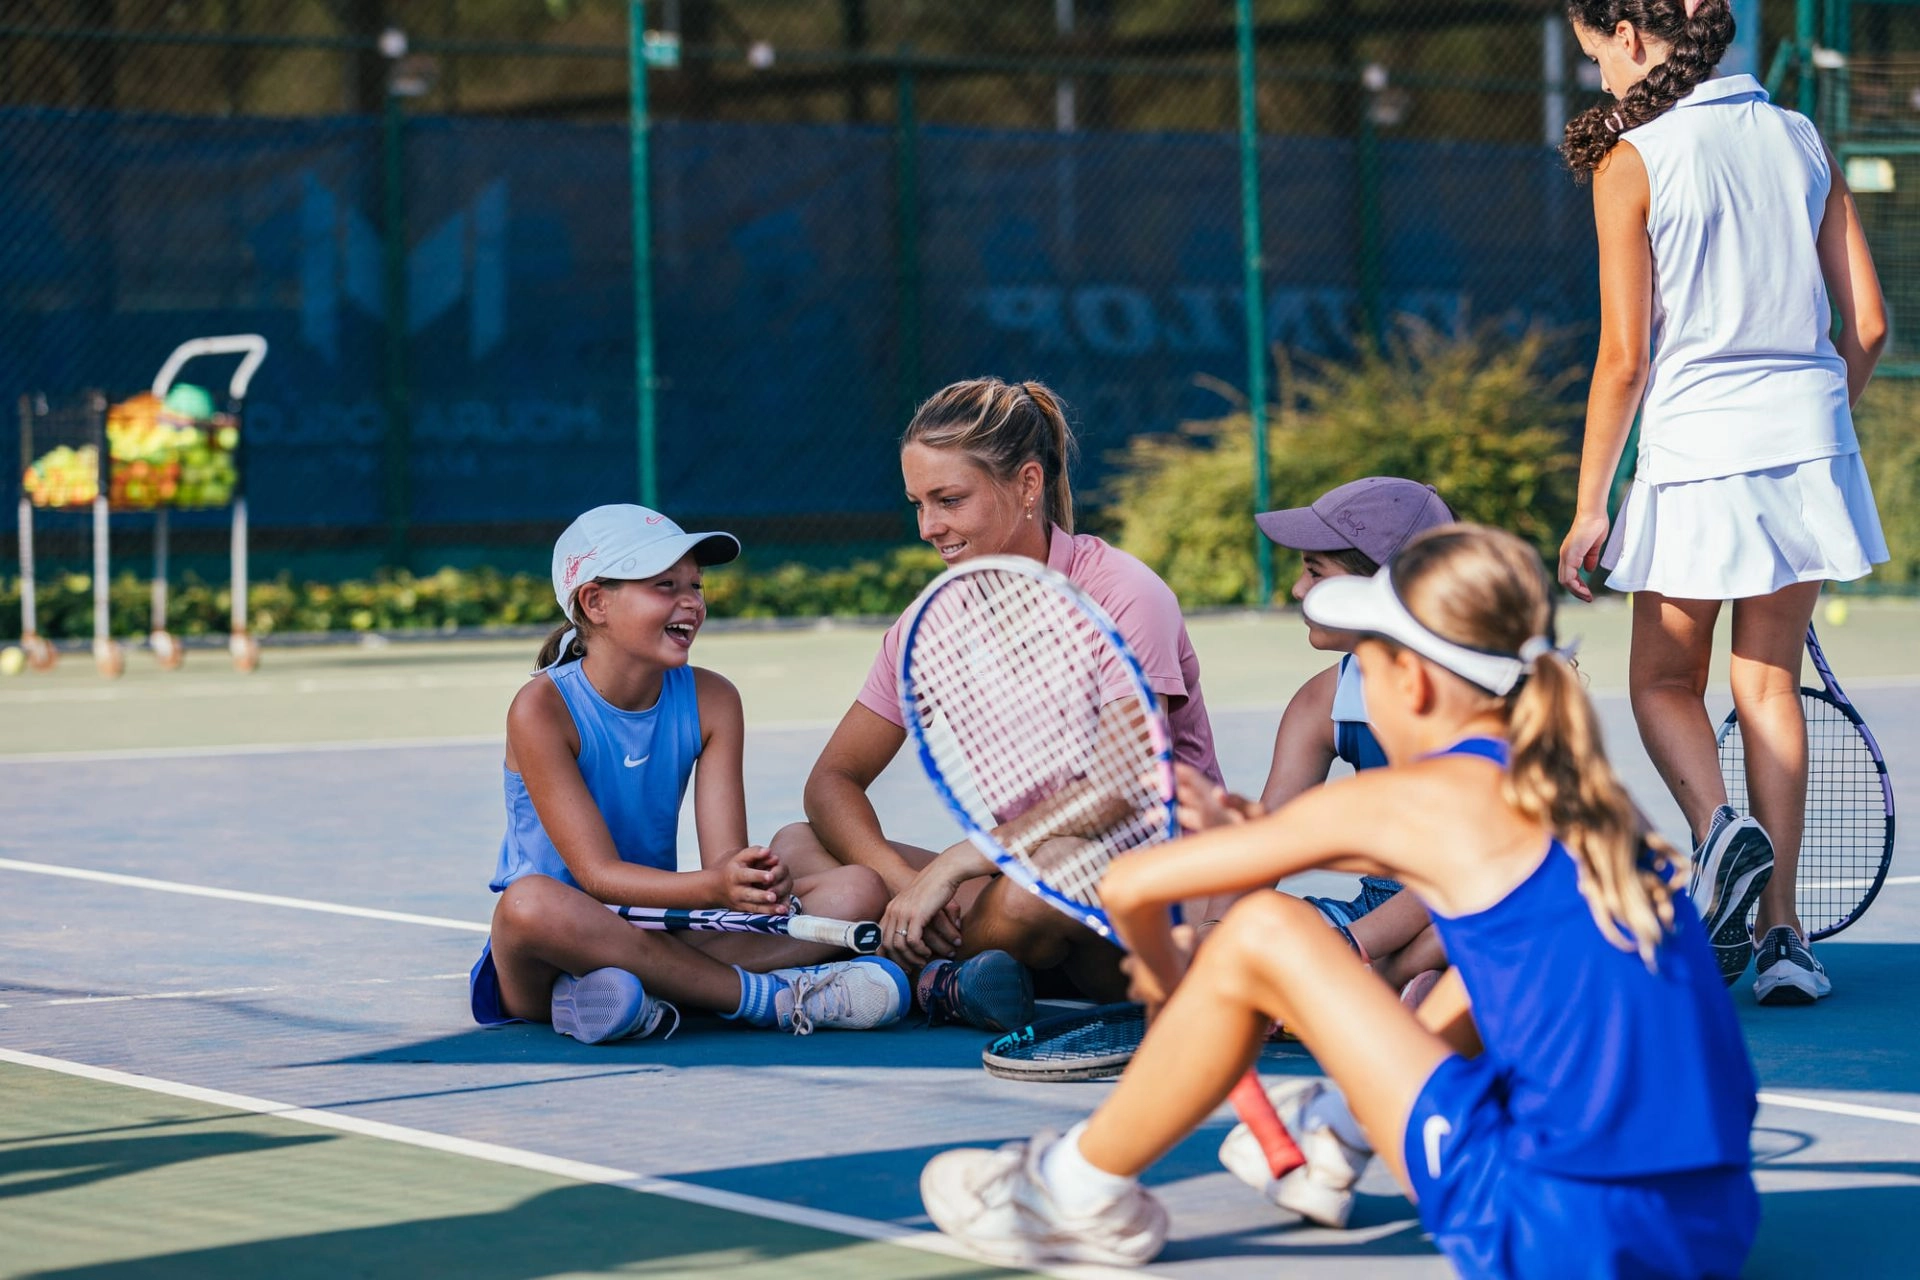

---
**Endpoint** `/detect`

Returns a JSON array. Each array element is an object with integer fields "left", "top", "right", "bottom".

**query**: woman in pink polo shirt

[{"left": 769, "top": 377, "right": 1223, "bottom": 1032}]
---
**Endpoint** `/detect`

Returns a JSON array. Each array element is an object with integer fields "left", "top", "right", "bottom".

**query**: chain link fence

[{"left": 6, "top": 1, "right": 1885, "bottom": 605}]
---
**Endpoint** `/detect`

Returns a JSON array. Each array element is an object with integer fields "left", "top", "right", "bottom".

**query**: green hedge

[
  {"left": 1106, "top": 322, "right": 1582, "bottom": 605},
  {"left": 1, "top": 546, "right": 947, "bottom": 641}
]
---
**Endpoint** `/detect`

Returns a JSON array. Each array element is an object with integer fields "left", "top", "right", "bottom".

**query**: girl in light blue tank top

[
  {"left": 919, "top": 525, "right": 1758, "bottom": 1279},
  {"left": 471, "top": 504, "right": 907, "bottom": 1044}
]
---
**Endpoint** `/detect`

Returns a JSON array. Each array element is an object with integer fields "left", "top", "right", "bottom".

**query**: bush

[
  {"left": 1851, "top": 378, "right": 1920, "bottom": 590},
  {"left": 1106, "top": 322, "right": 1583, "bottom": 605},
  {"left": 0, "top": 546, "right": 948, "bottom": 641}
]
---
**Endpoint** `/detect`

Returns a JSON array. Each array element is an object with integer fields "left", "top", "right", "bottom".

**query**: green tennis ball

[{"left": 0, "top": 646, "right": 25, "bottom": 676}]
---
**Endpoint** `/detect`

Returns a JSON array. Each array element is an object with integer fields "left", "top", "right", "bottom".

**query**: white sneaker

[
  {"left": 1689, "top": 806, "right": 1775, "bottom": 985},
  {"left": 1218, "top": 1078, "right": 1370, "bottom": 1228},
  {"left": 772, "top": 956, "right": 910, "bottom": 1034},
  {"left": 1753, "top": 925, "right": 1833, "bottom": 1005},
  {"left": 920, "top": 1130, "right": 1168, "bottom": 1267},
  {"left": 551, "top": 968, "right": 678, "bottom": 1044}
]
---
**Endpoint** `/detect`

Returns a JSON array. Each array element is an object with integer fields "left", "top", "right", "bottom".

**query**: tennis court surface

[{"left": 3, "top": 604, "right": 1917, "bottom": 1278}]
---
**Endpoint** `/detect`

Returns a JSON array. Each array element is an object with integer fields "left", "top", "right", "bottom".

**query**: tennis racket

[
  {"left": 899, "top": 555, "right": 1306, "bottom": 1179},
  {"left": 1715, "top": 624, "right": 1895, "bottom": 939},
  {"left": 983, "top": 1002, "right": 1146, "bottom": 1082},
  {"left": 613, "top": 905, "right": 881, "bottom": 953}
]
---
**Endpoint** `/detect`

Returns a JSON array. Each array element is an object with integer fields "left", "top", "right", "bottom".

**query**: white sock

[
  {"left": 1039, "top": 1123, "right": 1136, "bottom": 1216},
  {"left": 1303, "top": 1087, "right": 1373, "bottom": 1155}
]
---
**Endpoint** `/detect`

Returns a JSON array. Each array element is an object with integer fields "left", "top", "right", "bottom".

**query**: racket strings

[
  {"left": 906, "top": 569, "right": 1170, "bottom": 907},
  {"left": 1718, "top": 694, "right": 1888, "bottom": 936}
]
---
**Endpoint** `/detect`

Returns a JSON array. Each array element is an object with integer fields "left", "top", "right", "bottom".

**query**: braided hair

[{"left": 1562, "top": 0, "right": 1735, "bottom": 180}]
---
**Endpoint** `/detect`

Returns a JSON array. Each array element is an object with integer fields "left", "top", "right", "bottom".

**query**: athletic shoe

[
  {"left": 920, "top": 1130, "right": 1168, "bottom": 1267},
  {"left": 1753, "top": 925, "right": 1832, "bottom": 1005},
  {"left": 1689, "top": 805, "right": 1775, "bottom": 985},
  {"left": 551, "top": 968, "right": 679, "bottom": 1044},
  {"left": 1399, "top": 969, "right": 1443, "bottom": 1011},
  {"left": 1218, "top": 1078, "right": 1371, "bottom": 1229},
  {"left": 772, "top": 956, "right": 910, "bottom": 1034},
  {"left": 917, "top": 951, "right": 1035, "bottom": 1032}
]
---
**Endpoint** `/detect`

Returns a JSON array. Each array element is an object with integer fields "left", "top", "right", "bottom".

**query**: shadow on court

[
  {"left": 1751, "top": 1179, "right": 1920, "bottom": 1277},
  {"left": 15, "top": 1182, "right": 1020, "bottom": 1280},
  {"left": 1736, "top": 942, "right": 1920, "bottom": 1096},
  {"left": 0, "top": 1129, "right": 330, "bottom": 1202}
]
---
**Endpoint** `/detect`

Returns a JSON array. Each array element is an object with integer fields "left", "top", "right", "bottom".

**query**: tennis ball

[
  {"left": 1824, "top": 598, "right": 1851, "bottom": 628},
  {"left": 0, "top": 646, "right": 25, "bottom": 676}
]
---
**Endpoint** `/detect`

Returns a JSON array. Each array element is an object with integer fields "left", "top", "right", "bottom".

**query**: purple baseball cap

[{"left": 1255, "top": 477, "right": 1454, "bottom": 567}]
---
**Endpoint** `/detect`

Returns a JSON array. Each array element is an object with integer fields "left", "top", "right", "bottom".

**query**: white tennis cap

[
  {"left": 1302, "top": 566, "right": 1530, "bottom": 696},
  {"left": 551, "top": 504, "right": 740, "bottom": 620}
]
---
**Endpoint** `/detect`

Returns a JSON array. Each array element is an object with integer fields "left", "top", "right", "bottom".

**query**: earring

[{"left": 1026, "top": 504, "right": 1035, "bottom": 520}]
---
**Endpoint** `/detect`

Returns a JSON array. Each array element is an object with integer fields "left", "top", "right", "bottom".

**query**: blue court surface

[{"left": 1, "top": 614, "right": 1916, "bottom": 1277}]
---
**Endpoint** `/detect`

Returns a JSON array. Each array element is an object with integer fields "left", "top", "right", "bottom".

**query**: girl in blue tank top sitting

[
  {"left": 469, "top": 504, "right": 909, "bottom": 1043},
  {"left": 919, "top": 525, "right": 1759, "bottom": 1279}
]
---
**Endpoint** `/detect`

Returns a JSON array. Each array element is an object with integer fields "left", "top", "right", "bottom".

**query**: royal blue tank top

[
  {"left": 1331, "top": 655, "right": 1396, "bottom": 898},
  {"left": 490, "top": 661, "right": 703, "bottom": 893},
  {"left": 1425, "top": 737, "right": 1757, "bottom": 1178}
]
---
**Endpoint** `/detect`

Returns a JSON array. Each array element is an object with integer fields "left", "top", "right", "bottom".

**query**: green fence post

[
  {"left": 895, "top": 59, "right": 924, "bottom": 432},
  {"left": 630, "top": 1, "right": 660, "bottom": 510},
  {"left": 381, "top": 85, "right": 410, "bottom": 569},
  {"left": 1797, "top": 0, "right": 1818, "bottom": 117},
  {"left": 1234, "top": 0, "right": 1273, "bottom": 605}
]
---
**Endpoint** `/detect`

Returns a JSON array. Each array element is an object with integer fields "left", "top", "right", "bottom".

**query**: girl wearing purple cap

[
  {"left": 1556, "top": 0, "right": 1888, "bottom": 1004},
  {"left": 469, "top": 503, "right": 910, "bottom": 1043}
]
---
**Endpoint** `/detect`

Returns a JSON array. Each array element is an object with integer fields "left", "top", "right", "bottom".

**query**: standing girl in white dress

[{"left": 1556, "top": 0, "right": 1888, "bottom": 1005}]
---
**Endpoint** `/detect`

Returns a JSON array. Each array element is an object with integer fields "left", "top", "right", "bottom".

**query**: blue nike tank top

[
  {"left": 490, "top": 661, "right": 703, "bottom": 892},
  {"left": 1425, "top": 737, "right": 1757, "bottom": 1178},
  {"left": 1331, "top": 655, "right": 1396, "bottom": 900}
]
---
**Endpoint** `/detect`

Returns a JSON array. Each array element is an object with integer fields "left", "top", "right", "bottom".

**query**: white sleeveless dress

[{"left": 1599, "top": 75, "right": 1887, "bottom": 599}]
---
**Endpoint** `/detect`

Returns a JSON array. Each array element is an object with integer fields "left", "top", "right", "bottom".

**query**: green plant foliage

[
  {"left": 0, "top": 546, "right": 948, "bottom": 641},
  {"left": 1851, "top": 378, "right": 1920, "bottom": 590},
  {"left": 1107, "top": 322, "right": 1583, "bottom": 605}
]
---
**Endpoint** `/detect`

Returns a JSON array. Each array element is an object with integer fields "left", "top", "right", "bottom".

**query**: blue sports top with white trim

[
  {"left": 1422, "top": 737, "right": 1758, "bottom": 1177},
  {"left": 491, "top": 660, "right": 702, "bottom": 892}
]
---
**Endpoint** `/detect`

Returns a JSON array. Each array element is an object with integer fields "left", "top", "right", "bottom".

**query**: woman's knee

[
  {"left": 798, "top": 863, "right": 888, "bottom": 920},
  {"left": 1202, "top": 893, "right": 1322, "bottom": 1004},
  {"left": 492, "top": 875, "right": 572, "bottom": 944}
]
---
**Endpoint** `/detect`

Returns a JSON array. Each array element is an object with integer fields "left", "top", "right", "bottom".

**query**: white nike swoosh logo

[
  {"left": 623, "top": 755, "right": 649, "bottom": 768},
  {"left": 1423, "top": 1115, "right": 1453, "bottom": 1180}
]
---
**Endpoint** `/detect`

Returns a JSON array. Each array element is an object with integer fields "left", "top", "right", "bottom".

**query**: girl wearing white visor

[
  {"left": 470, "top": 504, "right": 909, "bottom": 1043},
  {"left": 920, "top": 524, "right": 1758, "bottom": 1278}
]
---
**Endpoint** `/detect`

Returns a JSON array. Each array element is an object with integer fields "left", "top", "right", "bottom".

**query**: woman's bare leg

[
  {"left": 1630, "top": 592, "right": 1728, "bottom": 843},
  {"left": 1076, "top": 894, "right": 1454, "bottom": 1193},
  {"left": 1730, "top": 580, "right": 1823, "bottom": 939}
]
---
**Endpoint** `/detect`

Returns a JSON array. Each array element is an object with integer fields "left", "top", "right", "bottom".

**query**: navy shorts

[
  {"left": 1406, "top": 1054, "right": 1759, "bottom": 1280},
  {"left": 468, "top": 939, "right": 527, "bottom": 1027}
]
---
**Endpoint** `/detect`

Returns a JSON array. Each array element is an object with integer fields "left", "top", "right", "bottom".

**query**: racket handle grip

[
  {"left": 1229, "top": 1071, "right": 1306, "bottom": 1178},
  {"left": 783, "top": 915, "right": 883, "bottom": 954}
]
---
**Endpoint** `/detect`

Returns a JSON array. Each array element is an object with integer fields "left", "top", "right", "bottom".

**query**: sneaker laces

[
  {"left": 634, "top": 998, "right": 681, "bottom": 1041},
  {"left": 783, "top": 971, "right": 852, "bottom": 1036}
]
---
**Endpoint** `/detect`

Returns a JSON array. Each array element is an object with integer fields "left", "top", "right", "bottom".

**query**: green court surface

[
  {"left": 0, "top": 1061, "right": 1017, "bottom": 1280},
  {"left": 3, "top": 596, "right": 1918, "bottom": 1278}
]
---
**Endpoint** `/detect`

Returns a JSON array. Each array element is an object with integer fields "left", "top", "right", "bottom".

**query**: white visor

[{"left": 1303, "top": 566, "right": 1527, "bottom": 696}]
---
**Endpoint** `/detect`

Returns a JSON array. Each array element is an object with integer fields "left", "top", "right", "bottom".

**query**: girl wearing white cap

[
  {"left": 1556, "top": 0, "right": 1888, "bottom": 1004},
  {"left": 919, "top": 525, "right": 1759, "bottom": 1277},
  {"left": 469, "top": 504, "right": 910, "bottom": 1042},
  {"left": 771, "top": 377, "right": 1225, "bottom": 1034}
]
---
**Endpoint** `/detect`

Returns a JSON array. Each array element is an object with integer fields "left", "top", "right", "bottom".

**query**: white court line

[
  {"left": 0, "top": 1047, "right": 1133, "bottom": 1280},
  {"left": 0, "top": 858, "right": 489, "bottom": 933},
  {"left": 39, "top": 973, "right": 469, "bottom": 1008},
  {"left": 1758, "top": 1092, "right": 1920, "bottom": 1127}
]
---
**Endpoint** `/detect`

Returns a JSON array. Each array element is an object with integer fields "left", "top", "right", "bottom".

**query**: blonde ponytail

[
  {"left": 903, "top": 377, "right": 1079, "bottom": 533},
  {"left": 1395, "top": 525, "right": 1680, "bottom": 964}
]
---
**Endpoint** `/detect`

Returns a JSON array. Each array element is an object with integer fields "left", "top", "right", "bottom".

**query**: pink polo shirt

[{"left": 856, "top": 527, "right": 1224, "bottom": 786}]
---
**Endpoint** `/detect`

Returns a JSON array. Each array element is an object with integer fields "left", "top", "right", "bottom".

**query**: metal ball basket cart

[{"left": 15, "top": 335, "right": 268, "bottom": 676}]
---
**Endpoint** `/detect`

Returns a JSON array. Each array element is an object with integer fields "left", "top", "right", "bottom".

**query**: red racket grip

[{"left": 1229, "top": 1070, "right": 1306, "bottom": 1178}]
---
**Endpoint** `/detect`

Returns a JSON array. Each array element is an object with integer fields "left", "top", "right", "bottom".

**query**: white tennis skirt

[{"left": 1602, "top": 453, "right": 1889, "bottom": 599}]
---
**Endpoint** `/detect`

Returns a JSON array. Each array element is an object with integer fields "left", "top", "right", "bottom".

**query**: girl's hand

[
  {"left": 1174, "top": 763, "right": 1263, "bottom": 833},
  {"left": 720, "top": 845, "right": 790, "bottom": 912},
  {"left": 1557, "top": 512, "right": 1611, "bottom": 603},
  {"left": 879, "top": 868, "right": 963, "bottom": 968},
  {"left": 1123, "top": 924, "right": 1195, "bottom": 1021}
]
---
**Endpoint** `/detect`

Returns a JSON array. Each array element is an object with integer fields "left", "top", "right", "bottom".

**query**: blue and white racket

[
  {"left": 612, "top": 905, "right": 880, "bottom": 953},
  {"left": 1716, "top": 625, "right": 1895, "bottom": 939},
  {"left": 898, "top": 555, "right": 1305, "bottom": 1176}
]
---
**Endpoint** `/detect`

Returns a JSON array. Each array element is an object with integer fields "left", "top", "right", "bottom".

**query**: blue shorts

[
  {"left": 1406, "top": 1054, "right": 1759, "bottom": 1280},
  {"left": 468, "top": 939, "right": 526, "bottom": 1027},
  {"left": 1307, "top": 875, "right": 1404, "bottom": 928}
]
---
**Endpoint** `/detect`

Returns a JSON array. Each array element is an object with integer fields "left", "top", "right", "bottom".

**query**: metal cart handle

[{"left": 152, "top": 335, "right": 270, "bottom": 401}]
